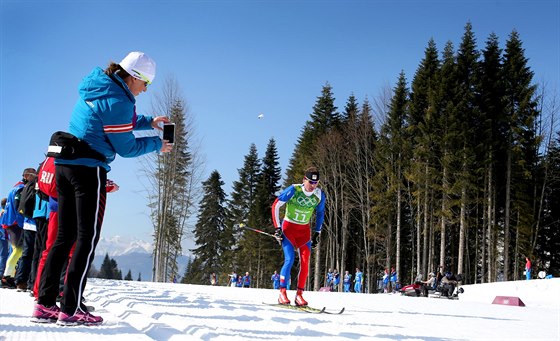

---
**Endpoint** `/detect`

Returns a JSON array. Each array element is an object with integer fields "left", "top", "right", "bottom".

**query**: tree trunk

[
  {"left": 458, "top": 185, "right": 466, "bottom": 275},
  {"left": 395, "top": 162, "right": 402, "bottom": 284},
  {"left": 417, "top": 195, "right": 422, "bottom": 278},
  {"left": 424, "top": 164, "right": 431, "bottom": 274},
  {"left": 440, "top": 164, "right": 447, "bottom": 272},
  {"left": 504, "top": 146, "right": 512, "bottom": 281}
]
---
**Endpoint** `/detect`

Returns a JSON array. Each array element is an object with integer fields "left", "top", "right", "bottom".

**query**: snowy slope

[{"left": 1, "top": 278, "right": 559, "bottom": 340}]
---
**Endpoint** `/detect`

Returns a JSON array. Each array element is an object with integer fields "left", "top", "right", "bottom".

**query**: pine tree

[
  {"left": 181, "top": 257, "right": 193, "bottom": 284},
  {"left": 379, "top": 71, "right": 410, "bottom": 285},
  {"left": 254, "top": 138, "right": 282, "bottom": 226},
  {"left": 99, "top": 254, "right": 112, "bottom": 279},
  {"left": 124, "top": 270, "right": 133, "bottom": 281},
  {"left": 190, "top": 171, "right": 230, "bottom": 284},
  {"left": 230, "top": 144, "right": 262, "bottom": 227},
  {"left": 98, "top": 253, "right": 121, "bottom": 279},
  {"left": 502, "top": 29, "right": 539, "bottom": 279},
  {"left": 452, "top": 22, "right": 481, "bottom": 278},
  {"left": 285, "top": 82, "right": 339, "bottom": 185},
  {"left": 535, "top": 133, "right": 560, "bottom": 276},
  {"left": 407, "top": 38, "right": 441, "bottom": 280},
  {"left": 238, "top": 139, "right": 283, "bottom": 288},
  {"left": 228, "top": 144, "right": 262, "bottom": 280},
  {"left": 477, "top": 32, "right": 507, "bottom": 282},
  {"left": 110, "top": 259, "right": 121, "bottom": 280}
]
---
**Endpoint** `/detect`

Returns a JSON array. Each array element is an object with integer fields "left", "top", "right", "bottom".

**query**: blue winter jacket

[
  {"left": 0, "top": 181, "right": 25, "bottom": 238},
  {"left": 32, "top": 193, "right": 49, "bottom": 219},
  {"left": 56, "top": 67, "right": 161, "bottom": 171}
]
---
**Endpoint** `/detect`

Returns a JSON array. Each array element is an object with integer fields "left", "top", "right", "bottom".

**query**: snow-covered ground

[{"left": 1, "top": 277, "right": 559, "bottom": 340}]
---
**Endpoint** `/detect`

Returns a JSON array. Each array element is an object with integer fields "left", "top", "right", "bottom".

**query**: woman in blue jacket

[{"left": 34, "top": 52, "right": 172, "bottom": 326}]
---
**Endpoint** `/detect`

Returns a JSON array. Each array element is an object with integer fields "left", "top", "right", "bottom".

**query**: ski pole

[{"left": 234, "top": 223, "right": 278, "bottom": 239}]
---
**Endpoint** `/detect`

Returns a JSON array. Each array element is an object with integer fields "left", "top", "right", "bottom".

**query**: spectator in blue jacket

[
  {"left": 354, "top": 268, "right": 364, "bottom": 293},
  {"left": 35, "top": 52, "right": 173, "bottom": 326},
  {"left": 242, "top": 272, "right": 251, "bottom": 288},
  {"left": 2, "top": 168, "right": 36, "bottom": 289},
  {"left": 382, "top": 269, "right": 390, "bottom": 293},
  {"left": 326, "top": 268, "right": 333, "bottom": 290},
  {"left": 0, "top": 198, "right": 8, "bottom": 277},
  {"left": 332, "top": 269, "right": 340, "bottom": 291},
  {"left": 16, "top": 170, "right": 50, "bottom": 292},
  {"left": 390, "top": 267, "right": 398, "bottom": 293},
  {"left": 236, "top": 275, "right": 243, "bottom": 287},
  {"left": 271, "top": 271, "right": 280, "bottom": 289},
  {"left": 343, "top": 271, "right": 352, "bottom": 292}
]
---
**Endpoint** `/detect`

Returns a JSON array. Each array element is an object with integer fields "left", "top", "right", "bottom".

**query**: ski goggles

[
  {"left": 131, "top": 69, "right": 152, "bottom": 86},
  {"left": 305, "top": 177, "right": 319, "bottom": 185}
]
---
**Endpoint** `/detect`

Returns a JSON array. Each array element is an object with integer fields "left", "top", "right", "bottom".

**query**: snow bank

[{"left": 460, "top": 278, "right": 560, "bottom": 307}]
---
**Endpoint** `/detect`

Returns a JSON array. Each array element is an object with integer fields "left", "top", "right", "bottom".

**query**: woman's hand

[
  {"left": 160, "top": 141, "right": 173, "bottom": 153},
  {"left": 152, "top": 116, "right": 170, "bottom": 131}
]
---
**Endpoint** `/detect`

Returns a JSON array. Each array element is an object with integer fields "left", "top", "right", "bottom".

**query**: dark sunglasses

[{"left": 305, "top": 178, "right": 319, "bottom": 185}]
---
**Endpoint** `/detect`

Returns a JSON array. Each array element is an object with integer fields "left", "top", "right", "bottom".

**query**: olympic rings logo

[{"left": 296, "top": 196, "right": 317, "bottom": 207}]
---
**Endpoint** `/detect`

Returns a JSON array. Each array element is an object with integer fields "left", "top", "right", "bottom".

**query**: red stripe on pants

[{"left": 33, "top": 211, "right": 75, "bottom": 299}]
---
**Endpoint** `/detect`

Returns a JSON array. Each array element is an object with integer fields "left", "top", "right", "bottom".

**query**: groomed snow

[{"left": 1, "top": 277, "right": 559, "bottom": 340}]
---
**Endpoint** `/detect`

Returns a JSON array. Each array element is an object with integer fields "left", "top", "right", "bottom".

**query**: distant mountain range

[
  {"left": 95, "top": 235, "right": 153, "bottom": 257},
  {"left": 92, "top": 236, "right": 189, "bottom": 281}
]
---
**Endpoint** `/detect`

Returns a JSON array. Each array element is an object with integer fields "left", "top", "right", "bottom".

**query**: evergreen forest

[{"left": 179, "top": 23, "right": 559, "bottom": 293}]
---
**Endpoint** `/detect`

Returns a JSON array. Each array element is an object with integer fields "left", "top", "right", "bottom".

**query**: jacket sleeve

[
  {"left": 134, "top": 114, "right": 155, "bottom": 131},
  {"left": 314, "top": 191, "right": 326, "bottom": 232},
  {"left": 271, "top": 185, "right": 295, "bottom": 228},
  {"left": 102, "top": 101, "right": 162, "bottom": 157}
]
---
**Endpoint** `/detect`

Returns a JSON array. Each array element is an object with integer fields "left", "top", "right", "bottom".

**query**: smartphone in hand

[{"left": 163, "top": 123, "right": 175, "bottom": 144}]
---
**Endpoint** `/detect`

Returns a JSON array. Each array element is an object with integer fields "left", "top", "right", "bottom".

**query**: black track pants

[{"left": 38, "top": 164, "right": 106, "bottom": 315}]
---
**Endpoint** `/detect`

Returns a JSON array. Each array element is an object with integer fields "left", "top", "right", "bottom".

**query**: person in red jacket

[
  {"left": 525, "top": 257, "right": 532, "bottom": 280},
  {"left": 32, "top": 157, "right": 119, "bottom": 313}
]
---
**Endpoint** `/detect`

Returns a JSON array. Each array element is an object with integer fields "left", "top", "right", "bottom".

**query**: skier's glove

[
  {"left": 311, "top": 231, "right": 321, "bottom": 248},
  {"left": 274, "top": 228, "right": 283, "bottom": 244}
]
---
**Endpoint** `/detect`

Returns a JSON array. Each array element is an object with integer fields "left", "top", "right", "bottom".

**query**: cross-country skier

[{"left": 271, "top": 167, "right": 326, "bottom": 306}]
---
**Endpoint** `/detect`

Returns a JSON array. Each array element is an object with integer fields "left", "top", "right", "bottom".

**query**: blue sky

[{"left": 1, "top": 1, "right": 558, "bottom": 249}]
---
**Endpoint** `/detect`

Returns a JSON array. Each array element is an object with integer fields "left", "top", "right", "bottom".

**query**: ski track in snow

[{"left": 1, "top": 278, "right": 559, "bottom": 340}]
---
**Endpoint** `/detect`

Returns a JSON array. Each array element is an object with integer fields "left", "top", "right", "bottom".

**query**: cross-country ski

[{"left": 263, "top": 302, "right": 345, "bottom": 314}]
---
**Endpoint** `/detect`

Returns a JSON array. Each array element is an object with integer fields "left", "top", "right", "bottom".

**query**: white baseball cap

[{"left": 119, "top": 51, "right": 156, "bottom": 84}]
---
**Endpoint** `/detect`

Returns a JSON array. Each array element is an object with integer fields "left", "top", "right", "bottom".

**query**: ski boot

[
  {"left": 16, "top": 282, "right": 28, "bottom": 292},
  {"left": 1, "top": 276, "right": 16, "bottom": 289},
  {"left": 278, "top": 287, "right": 290, "bottom": 305},
  {"left": 295, "top": 289, "right": 308, "bottom": 306}
]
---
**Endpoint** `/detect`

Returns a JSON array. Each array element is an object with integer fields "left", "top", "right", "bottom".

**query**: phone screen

[{"left": 163, "top": 123, "right": 175, "bottom": 144}]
